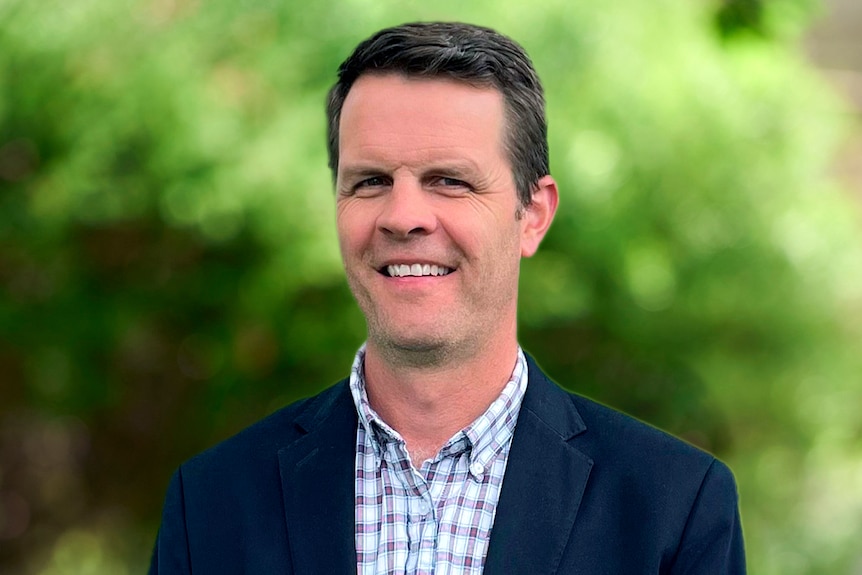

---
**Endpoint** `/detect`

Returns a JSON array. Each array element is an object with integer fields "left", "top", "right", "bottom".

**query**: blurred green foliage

[{"left": 1, "top": 0, "right": 860, "bottom": 573}]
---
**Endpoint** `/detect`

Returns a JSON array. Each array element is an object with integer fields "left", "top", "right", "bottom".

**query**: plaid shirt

[{"left": 349, "top": 346, "right": 528, "bottom": 575}]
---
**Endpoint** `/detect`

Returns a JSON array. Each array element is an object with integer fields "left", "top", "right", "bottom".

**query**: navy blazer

[{"left": 150, "top": 356, "right": 745, "bottom": 574}]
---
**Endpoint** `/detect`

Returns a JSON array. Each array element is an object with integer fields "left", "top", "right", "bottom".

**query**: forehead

[{"left": 338, "top": 74, "right": 508, "bottom": 169}]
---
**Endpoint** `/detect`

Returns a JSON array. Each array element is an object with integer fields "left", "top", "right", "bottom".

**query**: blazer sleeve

[
  {"left": 149, "top": 468, "right": 193, "bottom": 575},
  {"left": 669, "top": 458, "right": 746, "bottom": 574}
]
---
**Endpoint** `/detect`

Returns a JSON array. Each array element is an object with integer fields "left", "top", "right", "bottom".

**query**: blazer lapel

[
  {"left": 484, "top": 358, "right": 594, "bottom": 575},
  {"left": 277, "top": 383, "right": 358, "bottom": 573}
]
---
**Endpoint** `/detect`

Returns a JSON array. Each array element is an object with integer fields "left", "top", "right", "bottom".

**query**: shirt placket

[
  {"left": 381, "top": 441, "right": 438, "bottom": 575},
  {"left": 406, "top": 475, "right": 436, "bottom": 575},
  {"left": 402, "top": 457, "right": 438, "bottom": 575}
]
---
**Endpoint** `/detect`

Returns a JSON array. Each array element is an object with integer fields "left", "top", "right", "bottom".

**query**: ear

[{"left": 519, "top": 175, "right": 559, "bottom": 258}]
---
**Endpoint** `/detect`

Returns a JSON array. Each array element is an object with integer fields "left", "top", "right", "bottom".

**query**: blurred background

[{"left": 1, "top": 0, "right": 860, "bottom": 573}]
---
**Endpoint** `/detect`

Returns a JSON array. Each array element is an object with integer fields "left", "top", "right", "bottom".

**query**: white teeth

[{"left": 386, "top": 264, "right": 452, "bottom": 277}]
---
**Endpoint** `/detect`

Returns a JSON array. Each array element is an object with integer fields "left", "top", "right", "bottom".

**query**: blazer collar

[
  {"left": 277, "top": 382, "right": 358, "bottom": 573},
  {"left": 484, "top": 355, "right": 594, "bottom": 575}
]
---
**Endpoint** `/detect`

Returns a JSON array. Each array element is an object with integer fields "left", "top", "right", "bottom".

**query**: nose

[{"left": 376, "top": 179, "right": 437, "bottom": 239}]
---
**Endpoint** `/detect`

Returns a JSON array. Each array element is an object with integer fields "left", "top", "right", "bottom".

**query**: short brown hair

[{"left": 326, "top": 22, "right": 549, "bottom": 207}]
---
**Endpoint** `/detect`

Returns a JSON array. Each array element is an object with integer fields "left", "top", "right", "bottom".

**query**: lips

[{"left": 382, "top": 263, "right": 453, "bottom": 277}]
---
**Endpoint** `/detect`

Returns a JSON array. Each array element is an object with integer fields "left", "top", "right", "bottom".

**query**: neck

[{"left": 362, "top": 332, "right": 519, "bottom": 464}]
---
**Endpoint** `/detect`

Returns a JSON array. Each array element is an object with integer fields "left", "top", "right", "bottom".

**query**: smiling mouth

[{"left": 382, "top": 264, "right": 454, "bottom": 277}]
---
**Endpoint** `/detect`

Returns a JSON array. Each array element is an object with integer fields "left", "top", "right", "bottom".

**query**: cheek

[
  {"left": 491, "top": 218, "right": 525, "bottom": 255},
  {"left": 336, "top": 207, "right": 370, "bottom": 254},
  {"left": 335, "top": 221, "right": 351, "bottom": 255}
]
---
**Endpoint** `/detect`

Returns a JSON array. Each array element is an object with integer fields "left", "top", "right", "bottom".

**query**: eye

[
  {"left": 441, "top": 177, "right": 468, "bottom": 187},
  {"left": 358, "top": 176, "right": 388, "bottom": 188},
  {"left": 345, "top": 175, "right": 391, "bottom": 197},
  {"left": 430, "top": 176, "right": 472, "bottom": 194}
]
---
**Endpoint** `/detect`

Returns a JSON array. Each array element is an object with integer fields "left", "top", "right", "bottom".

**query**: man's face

[{"left": 335, "top": 74, "right": 548, "bottom": 361}]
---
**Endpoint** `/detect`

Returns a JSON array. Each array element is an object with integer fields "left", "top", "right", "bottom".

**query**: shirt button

[
  {"left": 419, "top": 500, "right": 431, "bottom": 515},
  {"left": 470, "top": 462, "right": 485, "bottom": 478}
]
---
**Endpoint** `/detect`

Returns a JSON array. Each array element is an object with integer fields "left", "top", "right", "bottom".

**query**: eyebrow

[
  {"left": 339, "top": 160, "right": 481, "bottom": 179},
  {"left": 419, "top": 163, "right": 478, "bottom": 179},
  {"left": 337, "top": 165, "right": 390, "bottom": 183}
]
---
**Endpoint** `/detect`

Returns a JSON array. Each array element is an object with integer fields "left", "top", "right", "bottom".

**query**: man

[{"left": 150, "top": 22, "right": 745, "bottom": 574}]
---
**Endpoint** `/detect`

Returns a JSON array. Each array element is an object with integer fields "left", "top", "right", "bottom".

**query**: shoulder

[
  {"left": 520, "top": 357, "right": 744, "bottom": 571},
  {"left": 524, "top": 355, "right": 731, "bottom": 490},
  {"left": 180, "top": 380, "right": 352, "bottom": 477},
  {"left": 568, "top": 391, "right": 736, "bottom": 495},
  {"left": 570, "top": 391, "right": 716, "bottom": 467}
]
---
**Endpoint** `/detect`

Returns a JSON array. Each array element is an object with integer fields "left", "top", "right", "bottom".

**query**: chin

[
  {"left": 370, "top": 329, "right": 451, "bottom": 364},
  {"left": 380, "top": 331, "right": 447, "bottom": 354},
  {"left": 372, "top": 325, "right": 487, "bottom": 368}
]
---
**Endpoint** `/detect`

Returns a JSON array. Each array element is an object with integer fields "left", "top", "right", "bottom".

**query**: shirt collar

[
  {"left": 348, "top": 345, "right": 400, "bottom": 458},
  {"left": 348, "top": 344, "right": 529, "bottom": 476}
]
